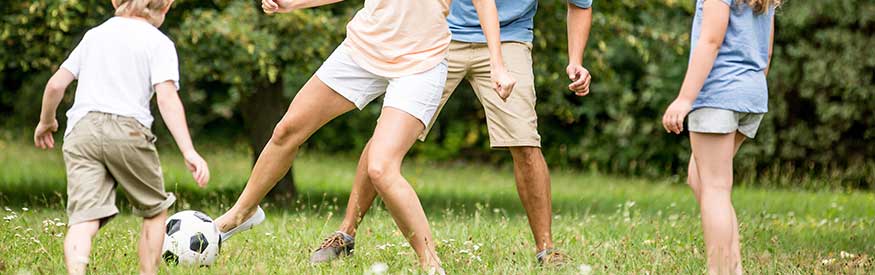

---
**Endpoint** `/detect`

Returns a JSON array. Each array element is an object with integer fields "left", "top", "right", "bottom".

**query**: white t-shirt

[{"left": 61, "top": 16, "right": 179, "bottom": 137}]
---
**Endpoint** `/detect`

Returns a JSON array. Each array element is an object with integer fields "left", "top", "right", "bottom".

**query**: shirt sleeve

[
  {"left": 569, "top": 0, "right": 593, "bottom": 9},
  {"left": 720, "top": 0, "right": 733, "bottom": 5},
  {"left": 150, "top": 40, "right": 180, "bottom": 90},
  {"left": 60, "top": 35, "right": 88, "bottom": 79}
]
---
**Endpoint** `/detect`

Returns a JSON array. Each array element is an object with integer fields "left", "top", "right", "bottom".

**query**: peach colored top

[{"left": 343, "top": 0, "right": 452, "bottom": 78}]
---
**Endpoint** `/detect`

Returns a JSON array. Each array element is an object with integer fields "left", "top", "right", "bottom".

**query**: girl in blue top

[{"left": 662, "top": 0, "right": 779, "bottom": 274}]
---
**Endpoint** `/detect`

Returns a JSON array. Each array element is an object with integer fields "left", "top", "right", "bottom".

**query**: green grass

[{"left": 1, "top": 138, "right": 873, "bottom": 274}]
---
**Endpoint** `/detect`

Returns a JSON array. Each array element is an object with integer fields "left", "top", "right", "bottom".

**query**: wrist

[{"left": 181, "top": 149, "right": 198, "bottom": 157}]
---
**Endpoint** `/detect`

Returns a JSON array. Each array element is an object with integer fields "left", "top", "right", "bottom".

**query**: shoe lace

[{"left": 319, "top": 233, "right": 347, "bottom": 249}]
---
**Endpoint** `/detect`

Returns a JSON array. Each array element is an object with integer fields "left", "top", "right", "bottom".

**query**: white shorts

[
  {"left": 688, "top": 108, "right": 764, "bottom": 138},
  {"left": 315, "top": 45, "right": 448, "bottom": 126}
]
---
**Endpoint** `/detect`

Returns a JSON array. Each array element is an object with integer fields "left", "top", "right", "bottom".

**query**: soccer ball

[{"left": 162, "top": 210, "right": 221, "bottom": 266}]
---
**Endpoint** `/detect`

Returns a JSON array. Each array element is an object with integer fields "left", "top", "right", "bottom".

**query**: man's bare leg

[{"left": 509, "top": 146, "right": 554, "bottom": 252}]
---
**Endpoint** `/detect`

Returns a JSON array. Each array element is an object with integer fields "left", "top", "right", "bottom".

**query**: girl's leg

[
  {"left": 216, "top": 76, "right": 356, "bottom": 231},
  {"left": 138, "top": 210, "right": 167, "bottom": 275},
  {"left": 64, "top": 221, "right": 100, "bottom": 275},
  {"left": 689, "top": 131, "right": 742, "bottom": 275},
  {"left": 365, "top": 107, "right": 441, "bottom": 269}
]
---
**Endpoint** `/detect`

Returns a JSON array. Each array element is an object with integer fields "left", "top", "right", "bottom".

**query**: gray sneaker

[{"left": 310, "top": 231, "right": 355, "bottom": 264}]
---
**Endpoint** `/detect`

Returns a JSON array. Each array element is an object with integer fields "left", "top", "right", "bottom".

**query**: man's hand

[
  {"left": 34, "top": 119, "right": 58, "bottom": 149},
  {"left": 262, "top": 0, "right": 294, "bottom": 14},
  {"left": 566, "top": 64, "right": 591, "bottom": 96},
  {"left": 183, "top": 151, "right": 210, "bottom": 188},
  {"left": 491, "top": 65, "right": 517, "bottom": 101},
  {"left": 662, "top": 97, "right": 694, "bottom": 134}
]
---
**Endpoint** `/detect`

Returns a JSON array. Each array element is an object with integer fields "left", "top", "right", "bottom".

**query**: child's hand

[
  {"left": 662, "top": 98, "right": 693, "bottom": 134},
  {"left": 491, "top": 65, "right": 517, "bottom": 101},
  {"left": 34, "top": 119, "right": 58, "bottom": 149},
  {"left": 262, "top": 0, "right": 293, "bottom": 14},
  {"left": 566, "top": 64, "right": 592, "bottom": 96},
  {"left": 183, "top": 151, "right": 210, "bottom": 188}
]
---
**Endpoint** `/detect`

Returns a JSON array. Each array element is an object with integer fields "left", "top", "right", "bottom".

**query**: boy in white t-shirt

[{"left": 33, "top": 0, "right": 209, "bottom": 274}]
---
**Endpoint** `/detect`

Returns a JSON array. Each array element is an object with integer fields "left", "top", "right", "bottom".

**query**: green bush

[{"left": 2, "top": 0, "right": 872, "bottom": 188}]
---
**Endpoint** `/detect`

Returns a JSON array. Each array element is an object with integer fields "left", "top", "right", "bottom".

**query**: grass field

[{"left": 1, "top": 138, "right": 873, "bottom": 274}]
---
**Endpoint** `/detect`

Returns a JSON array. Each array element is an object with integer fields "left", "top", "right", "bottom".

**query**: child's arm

[
  {"left": 662, "top": 0, "right": 730, "bottom": 134},
  {"left": 472, "top": 0, "right": 517, "bottom": 100},
  {"left": 34, "top": 68, "right": 75, "bottom": 149},
  {"left": 262, "top": 0, "right": 343, "bottom": 14},
  {"left": 566, "top": 1, "right": 593, "bottom": 96},
  {"left": 155, "top": 81, "right": 210, "bottom": 187},
  {"left": 766, "top": 15, "right": 774, "bottom": 76}
]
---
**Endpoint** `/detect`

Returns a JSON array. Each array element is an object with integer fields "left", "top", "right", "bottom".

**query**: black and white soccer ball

[{"left": 162, "top": 210, "right": 221, "bottom": 266}]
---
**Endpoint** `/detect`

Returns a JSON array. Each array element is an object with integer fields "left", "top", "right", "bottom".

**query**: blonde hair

[
  {"left": 114, "top": 0, "right": 172, "bottom": 25},
  {"left": 741, "top": 0, "right": 782, "bottom": 14}
]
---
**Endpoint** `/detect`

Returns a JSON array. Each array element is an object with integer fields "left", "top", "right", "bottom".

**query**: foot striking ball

[{"left": 162, "top": 210, "right": 221, "bottom": 266}]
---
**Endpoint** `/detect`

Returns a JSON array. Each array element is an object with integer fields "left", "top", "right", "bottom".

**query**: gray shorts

[{"left": 688, "top": 108, "right": 764, "bottom": 138}]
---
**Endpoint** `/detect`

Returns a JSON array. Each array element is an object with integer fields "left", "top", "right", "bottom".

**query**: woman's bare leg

[
  {"left": 338, "top": 141, "right": 379, "bottom": 236},
  {"left": 365, "top": 107, "right": 441, "bottom": 269},
  {"left": 215, "top": 76, "right": 356, "bottom": 231},
  {"left": 689, "top": 132, "right": 746, "bottom": 275}
]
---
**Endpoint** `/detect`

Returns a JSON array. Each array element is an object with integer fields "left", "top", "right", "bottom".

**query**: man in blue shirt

[{"left": 311, "top": 0, "right": 594, "bottom": 266}]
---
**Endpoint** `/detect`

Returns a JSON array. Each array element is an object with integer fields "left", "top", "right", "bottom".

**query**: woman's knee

[
  {"left": 366, "top": 159, "right": 400, "bottom": 191},
  {"left": 270, "top": 118, "right": 304, "bottom": 146}
]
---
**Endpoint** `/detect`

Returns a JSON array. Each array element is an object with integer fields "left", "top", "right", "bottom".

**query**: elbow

[
  {"left": 698, "top": 39, "right": 723, "bottom": 53},
  {"left": 45, "top": 80, "right": 67, "bottom": 94}
]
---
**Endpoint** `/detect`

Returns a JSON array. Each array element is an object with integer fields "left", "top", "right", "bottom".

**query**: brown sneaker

[
  {"left": 537, "top": 248, "right": 570, "bottom": 266},
  {"left": 310, "top": 231, "right": 355, "bottom": 264}
]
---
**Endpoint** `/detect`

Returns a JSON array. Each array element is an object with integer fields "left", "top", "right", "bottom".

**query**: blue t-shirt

[
  {"left": 691, "top": 0, "right": 774, "bottom": 113},
  {"left": 447, "top": 0, "right": 593, "bottom": 43}
]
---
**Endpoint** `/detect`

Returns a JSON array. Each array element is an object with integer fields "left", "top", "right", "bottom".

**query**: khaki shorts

[
  {"left": 63, "top": 112, "right": 175, "bottom": 226},
  {"left": 419, "top": 41, "right": 540, "bottom": 148},
  {"left": 688, "top": 108, "right": 764, "bottom": 138}
]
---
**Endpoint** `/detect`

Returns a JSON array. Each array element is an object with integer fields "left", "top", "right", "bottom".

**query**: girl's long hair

[
  {"left": 114, "top": 0, "right": 171, "bottom": 24},
  {"left": 741, "top": 0, "right": 782, "bottom": 14}
]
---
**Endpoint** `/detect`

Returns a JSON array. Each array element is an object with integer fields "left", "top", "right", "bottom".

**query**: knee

[
  {"left": 510, "top": 146, "right": 540, "bottom": 158},
  {"left": 270, "top": 119, "right": 303, "bottom": 146},
  {"left": 699, "top": 177, "right": 733, "bottom": 195},
  {"left": 366, "top": 160, "right": 397, "bottom": 191}
]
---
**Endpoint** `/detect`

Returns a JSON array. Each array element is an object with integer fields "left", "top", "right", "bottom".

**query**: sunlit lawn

[{"left": 1, "top": 138, "right": 873, "bottom": 274}]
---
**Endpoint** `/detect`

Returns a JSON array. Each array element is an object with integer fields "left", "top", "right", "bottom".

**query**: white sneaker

[{"left": 217, "top": 206, "right": 265, "bottom": 241}]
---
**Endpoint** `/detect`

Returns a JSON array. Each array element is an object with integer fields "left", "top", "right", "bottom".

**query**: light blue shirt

[
  {"left": 447, "top": 0, "right": 593, "bottom": 43},
  {"left": 691, "top": 0, "right": 774, "bottom": 113}
]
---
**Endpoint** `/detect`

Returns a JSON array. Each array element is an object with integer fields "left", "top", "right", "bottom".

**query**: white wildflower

[
  {"left": 4, "top": 207, "right": 11, "bottom": 212},
  {"left": 21, "top": 207, "right": 29, "bottom": 211},
  {"left": 579, "top": 264, "right": 593, "bottom": 275},
  {"left": 366, "top": 262, "right": 388, "bottom": 275},
  {"left": 840, "top": 251, "right": 855, "bottom": 259},
  {"left": 821, "top": 258, "right": 836, "bottom": 265}
]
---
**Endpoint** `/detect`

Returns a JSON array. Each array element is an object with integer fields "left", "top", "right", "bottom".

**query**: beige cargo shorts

[
  {"left": 63, "top": 112, "right": 175, "bottom": 226},
  {"left": 419, "top": 40, "right": 541, "bottom": 148}
]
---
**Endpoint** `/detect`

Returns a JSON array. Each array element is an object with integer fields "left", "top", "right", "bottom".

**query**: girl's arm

[
  {"left": 472, "top": 0, "right": 517, "bottom": 100},
  {"left": 34, "top": 68, "right": 75, "bottom": 149},
  {"left": 766, "top": 15, "right": 774, "bottom": 76},
  {"left": 262, "top": 0, "right": 343, "bottom": 14},
  {"left": 662, "top": 0, "right": 730, "bottom": 134},
  {"left": 566, "top": 2, "right": 593, "bottom": 96},
  {"left": 155, "top": 81, "right": 210, "bottom": 187}
]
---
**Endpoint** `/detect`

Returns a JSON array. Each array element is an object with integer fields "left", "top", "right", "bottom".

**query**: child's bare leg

[
  {"left": 64, "top": 221, "right": 100, "bottom": 275},
  {"left": 690, "top": 132, "right": 744, "bottom": 275},
  {"left": 366, "top": 107, "right": 441, "bottom": 269},
  {"left": 215, "top": 76, "right": 355, "bottom": 231},
  {"left": 138, "top": 210, "right": 167, "bottom": 275}
]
